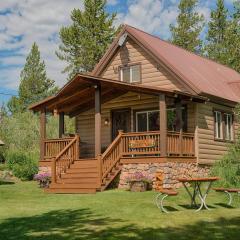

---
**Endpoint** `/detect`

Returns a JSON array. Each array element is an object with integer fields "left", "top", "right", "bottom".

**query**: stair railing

[
  {"left": 99, "top": 130, "right": 123, "bottom": 187},
  {"left": 51, "top": 134, "right": 80, "bottom": 184}
]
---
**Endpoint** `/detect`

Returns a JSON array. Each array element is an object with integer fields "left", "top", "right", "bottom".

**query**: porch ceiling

[{"left": 29, "top": 74, "right": 207, "bottom": 117}]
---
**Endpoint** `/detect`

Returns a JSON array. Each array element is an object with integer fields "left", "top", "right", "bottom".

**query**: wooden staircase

[{"left": 47, "top": 133, "right": 123, "bottom": 194}]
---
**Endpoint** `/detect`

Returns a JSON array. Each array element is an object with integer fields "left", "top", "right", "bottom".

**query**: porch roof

[{"left": 29, "top": 74, "right": 206, "bottom": 117}]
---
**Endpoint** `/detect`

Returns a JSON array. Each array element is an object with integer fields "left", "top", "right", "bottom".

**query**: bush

[
  {"left": 6, "top": 151, "right": 38, "bottom": 181},
  {"left": 211, "top": 133, "right": 240, "bottom": 187}
]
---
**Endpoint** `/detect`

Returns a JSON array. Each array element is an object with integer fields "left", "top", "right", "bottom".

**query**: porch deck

[{"left": 40, "top": 130, "right": 195, "bottom": 193}]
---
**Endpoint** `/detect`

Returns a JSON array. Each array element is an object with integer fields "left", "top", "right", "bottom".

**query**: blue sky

[{"left": 0, "top": 0, "right": 236, "bottom": 105}]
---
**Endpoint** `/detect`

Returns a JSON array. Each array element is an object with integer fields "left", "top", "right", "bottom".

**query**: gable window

[
  {"left": 214, "top": 111, "right": 223, "bottom": 139},
  {"left": 224, "top": 113, "right": 233, "bottom": 141},
  {"left": 120, "top": 65, "right": 141, "bottom": 83}
]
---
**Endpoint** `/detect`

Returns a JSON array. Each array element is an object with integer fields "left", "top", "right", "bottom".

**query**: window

[
  {"left": 120, "top": 65, "right": 141, "bottom": 83},
  {"left": 224, "top": 113, "right": 233, "bottom": 141},
  {"left": 214, "top": 111, "right": 223, "bottom": 139},
  {"left": 135, "top": 107, "right": 187, "bottom": 132},
  {"left": 136, "top": 110, "right": 159, "bottom": 132}
]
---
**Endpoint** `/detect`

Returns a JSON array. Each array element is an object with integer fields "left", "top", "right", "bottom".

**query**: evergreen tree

[
  {"left": 56, "top": 0, "right": 117, "bottom": 79},
  {"left": 205, "top": 0, "right": 229, "bottom": 63},
  {"left": 170, "top": 0, "right": 204, "bottom": 52},
  {"left": 8, "top": 43, "right": 57, "bottom": 113},
  {"left": 223, "top": 1, "right": 240, "bottom": 72}
]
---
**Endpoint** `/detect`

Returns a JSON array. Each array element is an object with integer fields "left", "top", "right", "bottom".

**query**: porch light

[{"left": 104, "top": 118, "right": 110, "bottom": 126}]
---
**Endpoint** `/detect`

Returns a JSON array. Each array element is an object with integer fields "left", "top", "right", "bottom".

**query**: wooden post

[
  {"left": 97, "top": 154, "right": 102, "bottom": 189},
  {"left": 59, "top": 112, "right": 65, "bottom": 138},
  {"left": 175, "top": 99, "right": 183, "bottom": 132},
  {"left": 176, "top": 99, "right": 183, "bottom": 156},
  {"left": 40, "top": 108, "right": 46, "bottom": 161},
  {"left": 159, "top": 94, "right": 167, "bottom": 157},
  {"left": 95, "top": 84, "right": 101, "bottom": 156}
]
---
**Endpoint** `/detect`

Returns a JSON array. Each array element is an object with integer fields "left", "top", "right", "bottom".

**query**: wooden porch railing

[
  {"left": 51, "top": 135, "right": 80, "bottom": 184},
  {"left": 44, "top": 137, "right": 75, "bottom": 159},
  {"left": 99, "top": 130, "right": 195, "bottom": 188},
  {"left": 167, "top": 131, "right": 195, "bottom": 157}
]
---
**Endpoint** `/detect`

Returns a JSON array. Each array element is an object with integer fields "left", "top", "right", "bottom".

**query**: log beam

[
  {"left": 59, "top": 112, "right": 65, "bottom": 138},
  {"left": 40, "top": 108, "right": 46, "bottom": 160},
  {"left": 159, "top": 94, "right": 167, "bottom": 157},
  {"left": 95, "top": 85, "right": 101, "bottom": 156}
]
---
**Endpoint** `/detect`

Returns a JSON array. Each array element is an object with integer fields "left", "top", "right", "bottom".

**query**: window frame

[
  {"left": 136, "top": 109, "right": 159, "bottom": 132},
  {"left": 224, "top": 113, "right": 234, "bottom": 141},
  {"left": 213, "top": 109, "right": 234, "bottom": 142},
  {"left": 119, "top": 64, "right": 142, "bottom": 84},
  {"left": 134, "top": 106, "right": 188, "bottom": 132}
]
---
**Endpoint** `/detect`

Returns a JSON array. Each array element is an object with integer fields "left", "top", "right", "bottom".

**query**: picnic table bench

[
  {"left": 155, "top": 188, "right": 178, "bottom": 213},
  {"left": 213, "top": 188, "right": 240, "bottom": 206}
]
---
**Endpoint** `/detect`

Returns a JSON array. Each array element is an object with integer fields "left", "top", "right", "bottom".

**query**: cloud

[
  {"left": 0, "top": 0, "right": 84, "bottom": 90},
  {"left": 117, "top": 0, "right": 179, "bottom": 39}
]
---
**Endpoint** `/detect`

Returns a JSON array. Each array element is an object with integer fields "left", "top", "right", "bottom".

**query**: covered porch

[{"left": 30, "top": 74, "right": 205, "bottom": 165}]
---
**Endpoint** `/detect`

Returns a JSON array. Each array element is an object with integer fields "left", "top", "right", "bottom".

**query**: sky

[{"left": 0, "top": 0, "right": 236, "bottom": 105}]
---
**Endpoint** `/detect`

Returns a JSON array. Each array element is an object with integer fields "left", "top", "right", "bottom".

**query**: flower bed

[
  {"left": 34, "top": 173, "right": 51, "bottom": 188},
  {"left": 126, "top": 172, "right": 152, "bottom": 192}
]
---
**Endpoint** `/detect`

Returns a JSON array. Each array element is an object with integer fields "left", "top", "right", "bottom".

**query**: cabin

[{"left": 29, "top": 25, "right": 240, "bottom": 193}]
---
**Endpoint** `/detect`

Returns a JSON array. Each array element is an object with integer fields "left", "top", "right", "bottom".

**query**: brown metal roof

[{"left": 94, "top": 25, "right": 240, "bottom": 103}]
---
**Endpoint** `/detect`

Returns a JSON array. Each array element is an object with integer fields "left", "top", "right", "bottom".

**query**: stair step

[
  {"left": 61, "top": 172, "right": 98, "bottom": 178},
  {"left": 50, "top": 183, "right": 97, "bottom": 189},
  {"left": 70, "top": 164, "right": 97, "bottom": 169},
  {"left": 74, "top": 160, "right": 97, "bottom": 166},
  {"left": 66, "top": 168, "right": 98, "bottom": 173},
  {"left": 57, "top": 178, "right": 98, "bottom": 184},
  {"left": 45, "top": 188, "right": 96, "bottom": 194}
]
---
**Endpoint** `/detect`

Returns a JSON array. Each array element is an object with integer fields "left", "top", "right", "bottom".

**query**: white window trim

[
  {"left": 224, "top": 113, "right": 233, "bottom": 141},
  {"left": 214, "top": 111, "right": 223, "bottom": 139},
  {"left": 120, "top": 65, "right": 140, "bottom": 83}
]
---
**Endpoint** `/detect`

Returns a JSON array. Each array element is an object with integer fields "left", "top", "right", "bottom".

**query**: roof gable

[{"left": 93, "top": 25, "right": 240, "bottom": 103}]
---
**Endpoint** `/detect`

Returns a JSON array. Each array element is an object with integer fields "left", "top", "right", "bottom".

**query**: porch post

[
  {"left": 40, "top": 108, "right": 46, "bottom": 161},
  {"left": 175, "top": 99, "right": 183, "bottom": 132},
  {"left": 95, "top": 84, "right": 101, "bottom": 156},
  {"left": 59, "top": 112, "right": 65, "bottom": 138},
  {"left": 159, "top": 94, "right": 167, "bottom": 157}
]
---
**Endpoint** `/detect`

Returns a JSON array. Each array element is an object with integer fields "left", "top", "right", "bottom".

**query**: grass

[{"left": 0, "top": 181, "right": 239, "bottom": 240}]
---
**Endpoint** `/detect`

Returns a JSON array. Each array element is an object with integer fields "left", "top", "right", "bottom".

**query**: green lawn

[{"left": 0, "top": 181, "right": 239, "bottom": 240}]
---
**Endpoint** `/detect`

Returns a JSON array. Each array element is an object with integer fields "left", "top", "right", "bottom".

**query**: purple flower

[{"left": 126, "top": 171, "right": 152, "bottom": 183}]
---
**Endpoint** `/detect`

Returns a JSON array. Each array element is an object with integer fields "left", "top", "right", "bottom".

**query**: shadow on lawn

[{"left": 0, "top": 208, "right": 239, "bottom": 240}]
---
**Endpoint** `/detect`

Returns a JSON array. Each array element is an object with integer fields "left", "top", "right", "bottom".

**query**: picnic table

[{"left": 178, "top": 177, "right": 220, "bottom": 212}]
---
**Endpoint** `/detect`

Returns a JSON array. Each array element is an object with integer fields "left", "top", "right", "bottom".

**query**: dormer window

[{"left": 120, "top": 64, "right": 141, "bottom": 83}]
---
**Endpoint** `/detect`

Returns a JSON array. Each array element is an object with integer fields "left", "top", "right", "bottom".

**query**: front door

[{"left": 112, "top": 109, "right": 131, "bottom": 140}]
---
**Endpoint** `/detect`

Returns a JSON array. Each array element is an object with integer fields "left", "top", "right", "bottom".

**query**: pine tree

[
  {"left": 205, "top": 0, "right": 229, "bottom": 63},
  {"left": 223, "top": 1, "right": 240, "bottom": 72},
  {"left": 56, "top": 0, "right": 117, "bottom": 79},
  {"left": 170, "top": 0, "right": 204, "bottom": 52},
  {"left": 8, "top": 43, "right": 57, "bottom": 113}
]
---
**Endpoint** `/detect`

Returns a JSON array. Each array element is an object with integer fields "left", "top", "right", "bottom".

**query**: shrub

[
  {"left": 6, "top": 151, "right": 38, "bottom": 181},
  {"left": 211, "top": 132, "right": 240, "bottom": 187}
]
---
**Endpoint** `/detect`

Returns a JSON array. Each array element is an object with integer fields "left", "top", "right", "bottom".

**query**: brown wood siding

[
  {"left": 101, "top": 39, "right": 186, "bottom": 91},
  {"left": 76, "top": 92, "right": 196, "bottom": 158},
  {"left": 197, "top": 102, "right": 239, "bottom": 165}
]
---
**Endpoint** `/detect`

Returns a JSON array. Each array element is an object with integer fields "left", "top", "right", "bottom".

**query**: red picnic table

[{"left": 178, "top": 177, "right": 220, "bottom": 212}]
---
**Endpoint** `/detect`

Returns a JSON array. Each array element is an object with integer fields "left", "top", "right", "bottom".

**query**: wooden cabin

[{"left": 29, "top": 25, "right": 240, "bottom": 193}]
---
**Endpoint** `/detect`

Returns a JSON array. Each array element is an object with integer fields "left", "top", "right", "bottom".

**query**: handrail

[
  {"left": 51, "top": 134, "right": 80, "bottom": 184},
  {"left": 101, "top": 131, "right": 123, "bottom": 181}
]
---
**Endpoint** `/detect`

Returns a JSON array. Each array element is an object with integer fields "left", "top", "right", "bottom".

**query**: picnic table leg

[
  {"left": 196, "top": 181, "right": 213, "bottom": 212},
  {"left": 224, "top": 191, "right": 233, "bottom": 206},
  {"left": 182, "top": 182, "right": 197, "bottom": 207}
]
